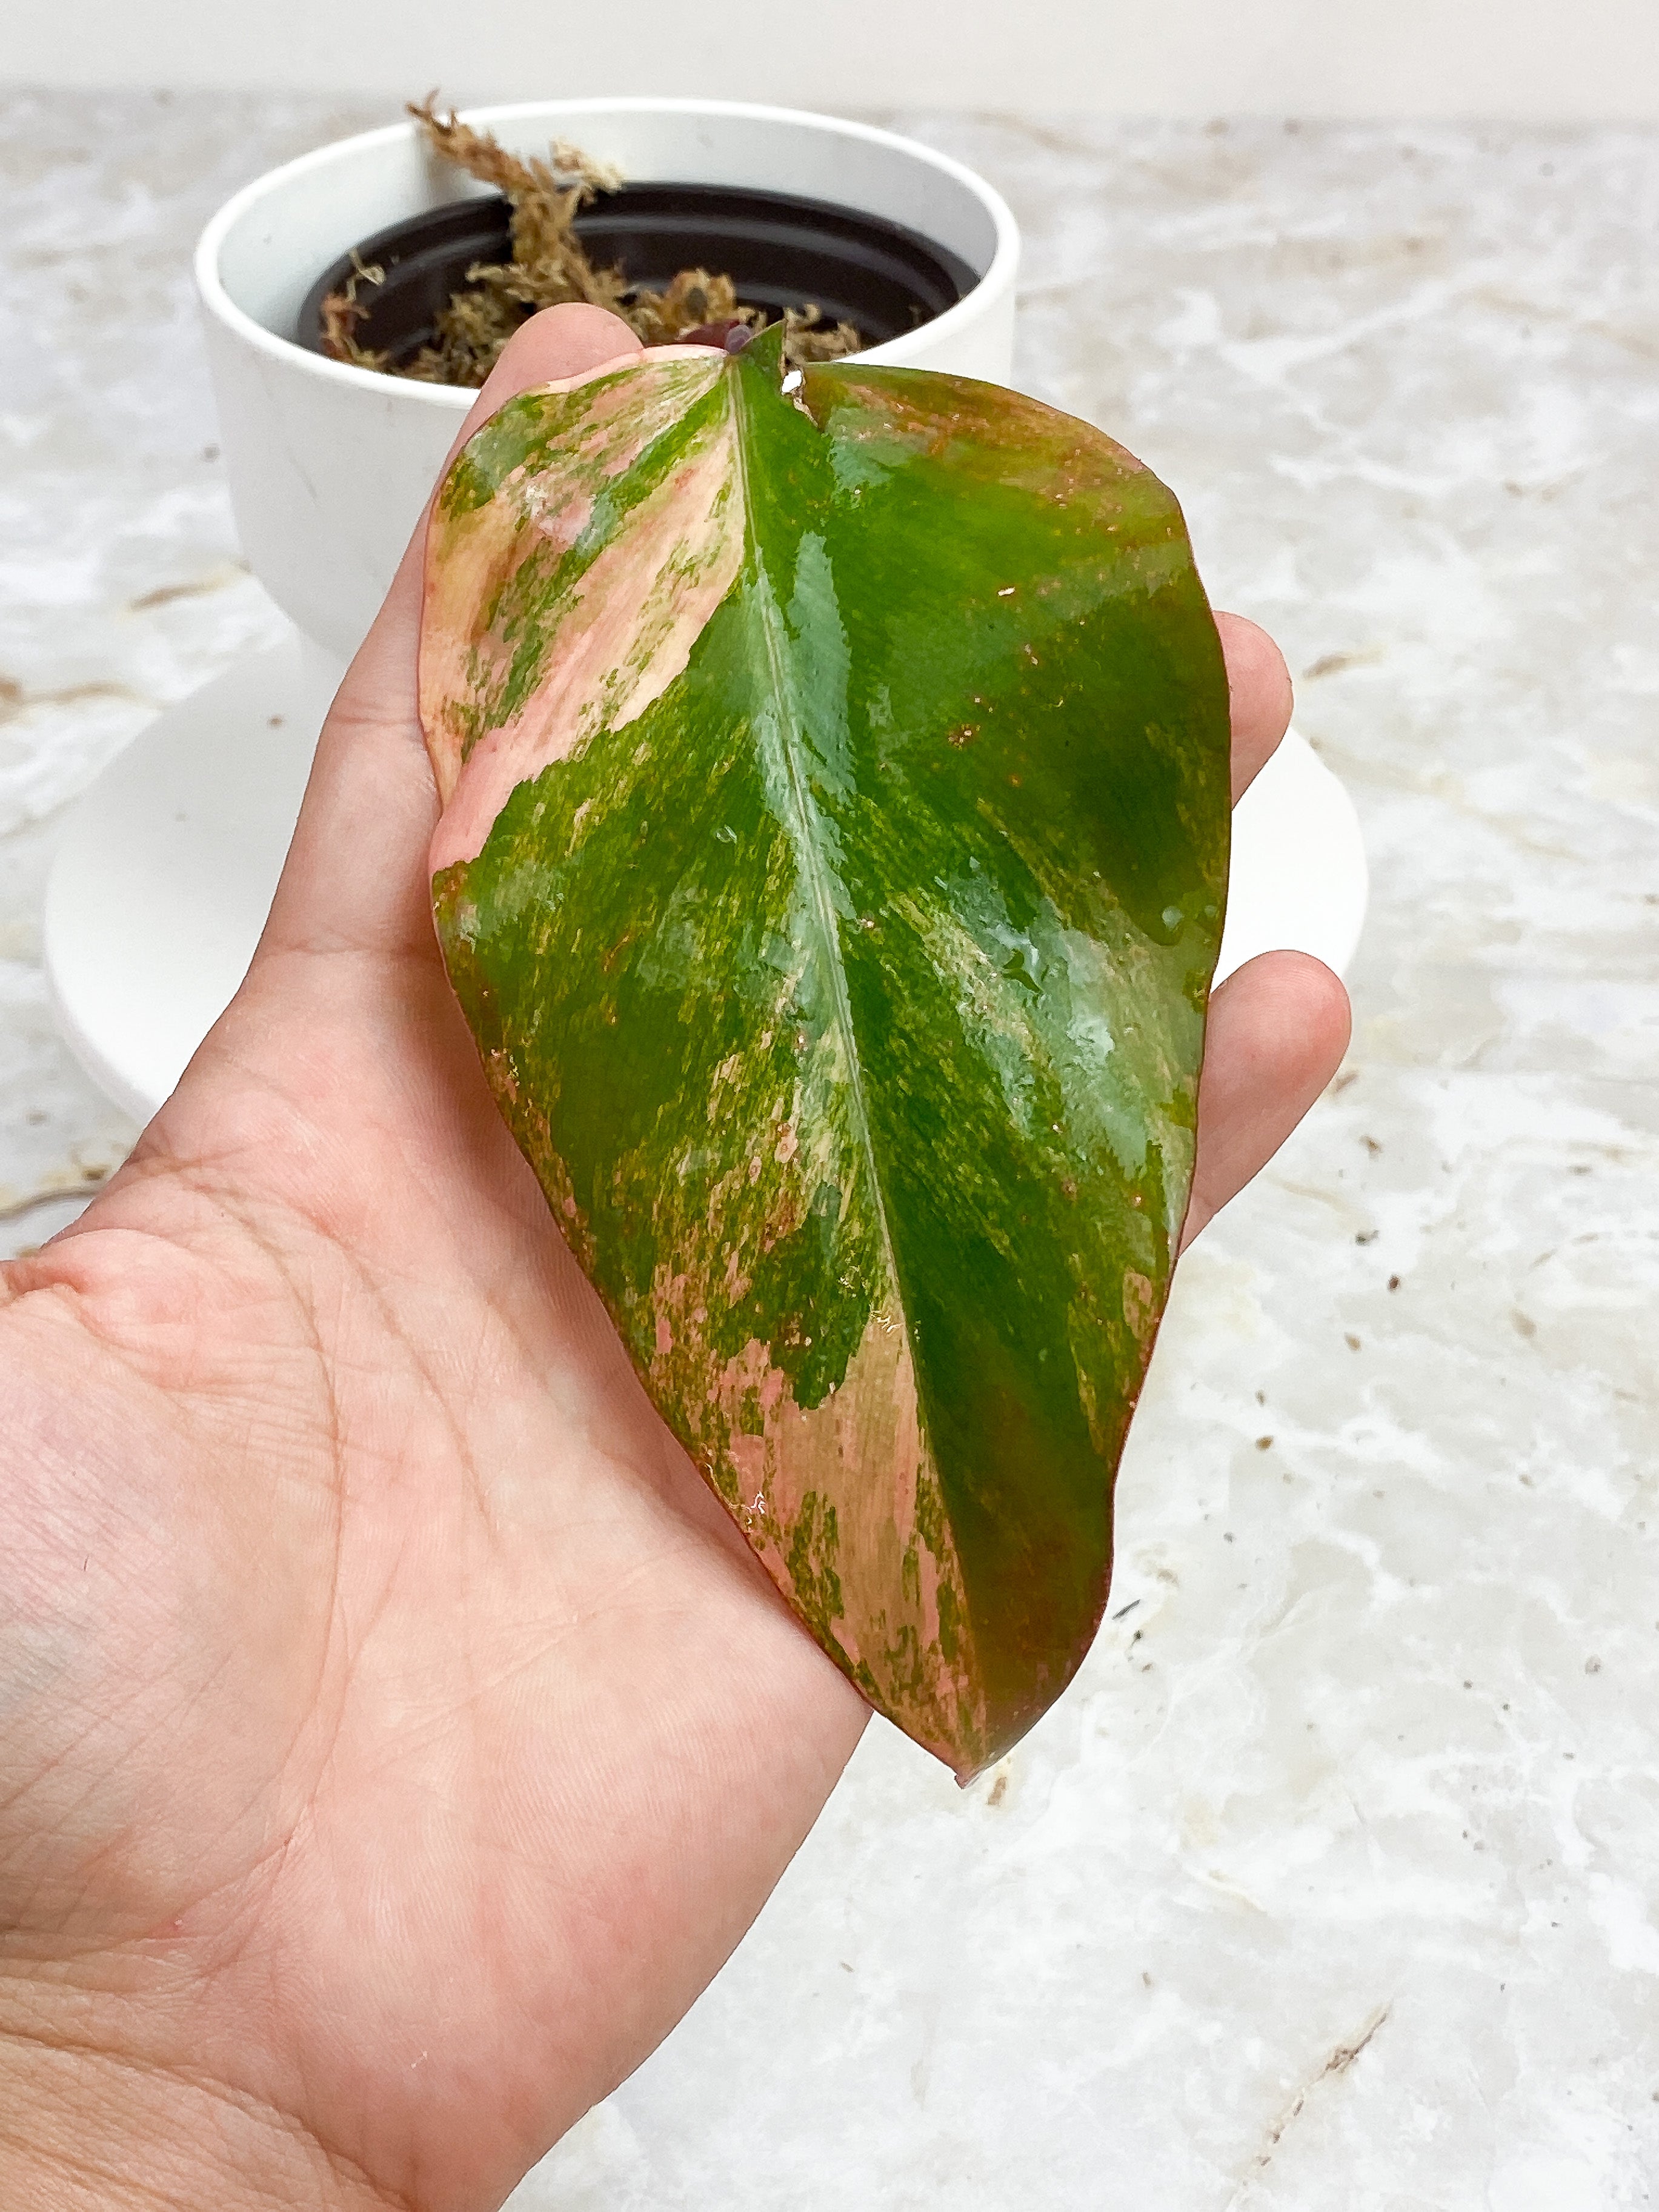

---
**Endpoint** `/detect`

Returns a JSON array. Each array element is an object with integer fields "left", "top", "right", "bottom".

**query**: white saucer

[
  {"left": 44, "top": 632, "right": 337, "bottom": 1122},
  {"left": 44, "top": 628, "right": 1368, "bottom": 1124}
]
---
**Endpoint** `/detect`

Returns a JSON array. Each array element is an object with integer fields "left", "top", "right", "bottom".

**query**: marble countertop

[{"left": 5, "top": 90, "right": 1658, "bottom": 2210}]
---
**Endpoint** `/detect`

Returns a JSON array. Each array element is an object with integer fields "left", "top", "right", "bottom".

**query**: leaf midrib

[{"left": 728, "top": 360, "right": 915, "bottom": 1389}]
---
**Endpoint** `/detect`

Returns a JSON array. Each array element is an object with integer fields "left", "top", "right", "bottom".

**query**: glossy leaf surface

[{"left": 419, "top": 332, "right": 1229, "bottom": 1777}]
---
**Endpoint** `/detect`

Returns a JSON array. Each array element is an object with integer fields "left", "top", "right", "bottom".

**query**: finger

[
  {"left": 262, "top": 307, "right": 645, "bottom": 963},
  {"left": 1215, "top": 611, "right": 1294, "bottom": 806},
  {"left": 1180, "top": 950, "right": 1351, "bottom": 1251}
]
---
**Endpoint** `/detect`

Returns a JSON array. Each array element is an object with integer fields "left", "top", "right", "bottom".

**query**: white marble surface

[{"left": 5, "top": 91, "right": 1658, "bottom": 2208}]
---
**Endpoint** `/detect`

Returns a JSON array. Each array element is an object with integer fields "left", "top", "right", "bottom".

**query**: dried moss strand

[{"left": 317, "top": 252, "right": 392, "bottom": 372}]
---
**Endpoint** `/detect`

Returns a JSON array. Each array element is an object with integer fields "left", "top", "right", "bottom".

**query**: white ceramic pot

[{"left": 195, "top": 101, "right": 1022, "bottom": 665}]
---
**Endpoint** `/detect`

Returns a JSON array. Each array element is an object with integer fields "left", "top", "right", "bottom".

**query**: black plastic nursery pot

[{"left": 298, "top": 181, "right": 980, "bottom": 370}]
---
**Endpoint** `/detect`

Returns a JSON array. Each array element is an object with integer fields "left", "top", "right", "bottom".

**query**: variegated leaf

[{"left": 419, "top": 330, "right": 1229, "bottom": 1778}]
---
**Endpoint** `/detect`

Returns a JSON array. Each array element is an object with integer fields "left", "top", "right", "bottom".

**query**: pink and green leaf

[{"left": 419, "top": 330, "right": 1230, "bottom": 1779}]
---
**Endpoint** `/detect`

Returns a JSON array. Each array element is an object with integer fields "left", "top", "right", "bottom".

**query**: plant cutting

[{"left": 419, "top": 326, "right": 1230, "bottom": 1778}]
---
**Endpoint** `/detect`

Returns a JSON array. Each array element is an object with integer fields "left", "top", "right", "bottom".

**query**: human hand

[{"left": 0, "top": 305, "right": 1349, "bottom": 2211}]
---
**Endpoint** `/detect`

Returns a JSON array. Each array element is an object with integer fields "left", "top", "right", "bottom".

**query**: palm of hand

[{"left": 0, "top": 310, "right": 1348, "bottom": 2212}]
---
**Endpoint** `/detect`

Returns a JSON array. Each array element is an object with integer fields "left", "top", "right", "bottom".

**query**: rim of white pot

[{"left": 194, "top": 98, "right": 1021, "bottom": 407}]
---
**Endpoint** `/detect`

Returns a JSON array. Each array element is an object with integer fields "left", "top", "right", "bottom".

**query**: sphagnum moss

[{"left": 319, "top": 100, "right": 865, "bottom": 387}]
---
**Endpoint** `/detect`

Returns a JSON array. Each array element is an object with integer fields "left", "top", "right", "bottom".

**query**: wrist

[{"left": 0, "top": 2006, "right": 399, "bottom": 2212}]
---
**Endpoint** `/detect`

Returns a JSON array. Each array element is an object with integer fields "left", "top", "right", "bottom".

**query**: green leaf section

[{"left": 423, "top": 332, "right": 1229, "bottom": 1775}]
